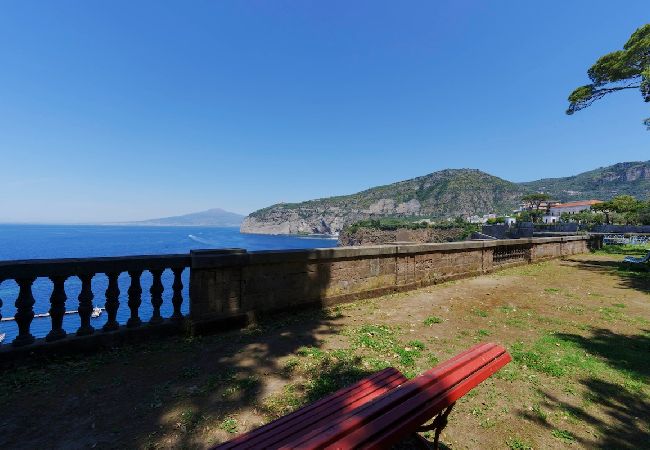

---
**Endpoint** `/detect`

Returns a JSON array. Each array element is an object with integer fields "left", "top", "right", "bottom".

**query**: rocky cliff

[
  {"left": 241, "top": 161, "right": 650, "bottom": 236},
  {"left": 520, "top": 161, "right": 650, "bottom": 201},
  {"left": 241, "top": 169, "right": 523, "bottom": 235}
]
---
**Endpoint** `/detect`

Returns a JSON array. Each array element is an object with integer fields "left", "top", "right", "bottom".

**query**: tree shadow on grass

[
  {"left": 564, "top": 257, "right": 650, "bottom": 296},
  {"left": 556, "top": 328, "right": 650, "bottom": 381},
  {"left": 518, "top": 327, "right": 650, "bottom": 449},
  {"left": 519, "top": 378, "right": 649, "bottom": 449},
  {"left": 0, "top": 306, "right": 351, "bottom": 449}
]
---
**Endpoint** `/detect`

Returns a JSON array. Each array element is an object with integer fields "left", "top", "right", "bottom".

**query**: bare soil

[{"left": 1, "top": 253, "right": 648, "bottom": 449}]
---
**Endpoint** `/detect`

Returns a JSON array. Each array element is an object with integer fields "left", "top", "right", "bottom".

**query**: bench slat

[
  {"left": 214, "top": 366, "right": 407, "bottom": 449},
  {"left": 282, "top": 343, "right": 510, "bottom": 449},
  {"left": 331, "top": 347, "right": 511, "bottom": 448}
]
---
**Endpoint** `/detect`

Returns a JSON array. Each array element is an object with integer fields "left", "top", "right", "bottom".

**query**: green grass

[
  {"left": 423, "top": 315, "right": 443, "bottom": 326},
  {"left": 178, "top": 410, "right": 206, "bottom": 433},
  {"left": 594, "top": 243, "right": 650, "bottom": 255},
  {"left": 552, "top": 428, "right": 576, "bottom": 443},
  {"left": 510, "top": 332, "right": 647, "bottom": 399},
  {"left": 511, "top": 334, "right": 602, "bottom": 378},
  {"left": 219, "top": 416, "right": 238, "bottom": 434},
  {"left": 262, "top": 324, "right": 436, "bottom": 418},
  {"left": 352, "top": 324, "right": 396, "bottom": 351},
  {"left": 532, "top": 404, "right": 547, "bottom": 420},
  {"left": 506, "top": 437, "right": 533, "bottom": 450},
  {"left": 472, "top": 308, "right": 489, "bottom": 318},
  {"left": 599, "top": 306, "right": 624, "bottom": 321}
]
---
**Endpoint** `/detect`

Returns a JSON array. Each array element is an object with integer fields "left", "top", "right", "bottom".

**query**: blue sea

[{"left": 0, "top": 225, "right": 337, "bottom": 344}]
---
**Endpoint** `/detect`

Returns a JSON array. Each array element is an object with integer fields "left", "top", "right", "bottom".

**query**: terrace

[{"left": 1, "top": 243, "right": 648, "bottom": 449}]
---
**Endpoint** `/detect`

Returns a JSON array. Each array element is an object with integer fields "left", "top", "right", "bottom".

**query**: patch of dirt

[{"left": 1, "top": 254, "right": 648, "bottom": 449}]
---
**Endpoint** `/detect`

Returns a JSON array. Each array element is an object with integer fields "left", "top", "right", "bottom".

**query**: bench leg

[{"left": 415, "top": 403, "right": 455, "bottom": 450}]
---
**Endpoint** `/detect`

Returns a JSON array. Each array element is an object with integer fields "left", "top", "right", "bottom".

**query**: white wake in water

[{"left": 188, "top": 234, "right": 219, "bottom": 246}]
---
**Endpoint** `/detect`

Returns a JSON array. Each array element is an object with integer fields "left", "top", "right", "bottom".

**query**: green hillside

[
  {"left": 249, "top": 169, "right": 525, "bottom": 221},
  {"left": 520, "top": 161, "right": 650, "bottom": 201},
  {"left": 242, "top": 161, "right": 650, "bottom": 235}
]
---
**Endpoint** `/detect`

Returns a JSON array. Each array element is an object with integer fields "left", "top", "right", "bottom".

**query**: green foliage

[
  {"left": 219, "top": 416, "right": 238, "bottom": 434},
  {"left": 345, "top": 217, "right": 480, "bottom": 239},
  {"left": 507, "top": 437, "right": 533, "bottom": 450},
  {"left": 551, "top": 429, "right": 576, "bottom": 443},
  {"left": 594, "top": 243, "right": 650, "bottom": 255},
  {"left": 347, "top": 217, "right": 430, "bottom": 232},
  {"left": 567, "top": 24, "right": 650, "bottom": 128},
  {"left": 592, "top": 195, "right": 650, "bottom": 224},
  {"left": 251, "top": 168, "right": 526, "bottom": 225},
  {"left": 472, "top": 308, "right": 488, "bottom": 318},
  {"left": 521, "top": 193, "right": 551, "bottom": 209},
  {"left": 423, "top": 316, "right": 443, "bottom": 326},
  {"left": 558, "top": 209, "right": 605, "bottom": 228},
  {"left": 251, "top": 163, "right": 650, "bottom": 230},
  {"left": 520, "top": 161, "right": 650, "bottom": 202}
]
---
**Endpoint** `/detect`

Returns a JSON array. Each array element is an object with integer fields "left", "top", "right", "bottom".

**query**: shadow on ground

[
  {"left": 564, "top": 256, "right": 650, "bottom": 296},
  {"left": 0, "top": 258, "right": 360, "bottom": 449},
  {"left": 518, "top": 327, "right": 650, "bottom": 449},
  {"left": 0, "top": 307, "right": 358, "bottom": 449}
]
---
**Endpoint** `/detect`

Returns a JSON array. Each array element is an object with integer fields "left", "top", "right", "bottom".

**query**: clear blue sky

[{"left": 1, "top": 1, "right": 648, "bottom": 223}]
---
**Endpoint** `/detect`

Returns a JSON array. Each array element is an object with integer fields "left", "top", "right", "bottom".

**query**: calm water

[{"left": 0, "top": 225, "right": 337, "bottom": 344}]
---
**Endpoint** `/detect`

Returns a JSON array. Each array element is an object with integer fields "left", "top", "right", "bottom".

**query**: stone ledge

[{"left": 189, "top": 236, "right": 591, "bottom": 269}]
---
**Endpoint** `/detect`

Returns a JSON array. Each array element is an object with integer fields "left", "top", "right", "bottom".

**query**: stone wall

[{"left": 189, "top": 236, "right": 594, "bottom": 329}]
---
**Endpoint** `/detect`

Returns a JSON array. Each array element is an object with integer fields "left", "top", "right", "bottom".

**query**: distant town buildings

[
  {"left": 467, "top": 199, "right": 603, "bottom": 225},
  {"left": 467, "top": 214, "right": 497, "bottom": 224},
  {"left": 549, "top": 200, "right": 603, "bottom": 216}
]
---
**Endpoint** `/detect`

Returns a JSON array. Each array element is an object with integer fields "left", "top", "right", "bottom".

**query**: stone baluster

[
  {"left": 103, "top": 272, "right": 120, "bottom": 332},
  {"left": 77, "top": 273, "right": 95, "bottom": 336},
  {"left": 46, "top": 275, "right": 68, "bottom": 341},
  {"left": 171, "top": 267, "right": 184, "bottom": 321},
  {"left": 13, "top": 277, "right": 36, "bottom": 347},
  {"left": 149, "top": 269, "right": 164, "bottom": 324},
  {"left": 127, "top": 270, "right": 143, "bottom": 328}
]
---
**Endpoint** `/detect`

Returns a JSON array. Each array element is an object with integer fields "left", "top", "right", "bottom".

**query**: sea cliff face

[
  {"left": 240, "top": 169, "right": 522, "bottom": 235},
  {"left": 241, "top": 162, "right": 650, "bottom": 236},
  {"left": 240, "top": 197, "right": 427, "bottom": 235},
  {"left": 240, "top": 207, "right": 366, "bottom": 235}
]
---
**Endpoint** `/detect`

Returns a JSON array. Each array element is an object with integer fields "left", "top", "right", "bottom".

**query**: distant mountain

[
  {"left": 241, "top": 161, "right": 650, "bottom": 235},
  {"left": 520, "top": 161, "right": 650, "bottom": 201},
  {"left": 241, "top": 169, "right": 525, "bottom": 235},
  {"left": 133, "top": 208, "right": 245, "bottom": 227}
]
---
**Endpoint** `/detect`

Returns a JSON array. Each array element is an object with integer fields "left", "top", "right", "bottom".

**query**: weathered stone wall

[{"left": 189, "top": 236, "right": 594, "bottom": 328}]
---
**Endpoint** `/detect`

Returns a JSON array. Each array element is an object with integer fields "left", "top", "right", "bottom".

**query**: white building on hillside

[{"left": 549, "top": 200, "right": 603, "bottom": 217}]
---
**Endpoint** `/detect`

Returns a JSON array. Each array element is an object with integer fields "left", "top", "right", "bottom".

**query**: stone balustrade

[
  {"left": 0, "top": 254, "right": 191, "bottom": 353},
  {"left": 0, "top": 237, "right": 598, "bottom": 358}
]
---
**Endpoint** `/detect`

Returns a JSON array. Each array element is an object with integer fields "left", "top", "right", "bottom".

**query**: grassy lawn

[
  {"left": 1, "top": 253, "right": 648, "bottom": 449},
  {"left": 594, "top": 243, "right": 650, "bottom": 256}
]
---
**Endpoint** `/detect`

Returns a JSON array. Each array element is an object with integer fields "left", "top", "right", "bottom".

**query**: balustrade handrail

[{"left": 0, "top": 254, "right": 190, "bottom": 279}]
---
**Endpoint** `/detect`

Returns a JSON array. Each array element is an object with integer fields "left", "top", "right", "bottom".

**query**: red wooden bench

[{"left": 213, "top": 342, "right": 511, "bottom": 449}]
